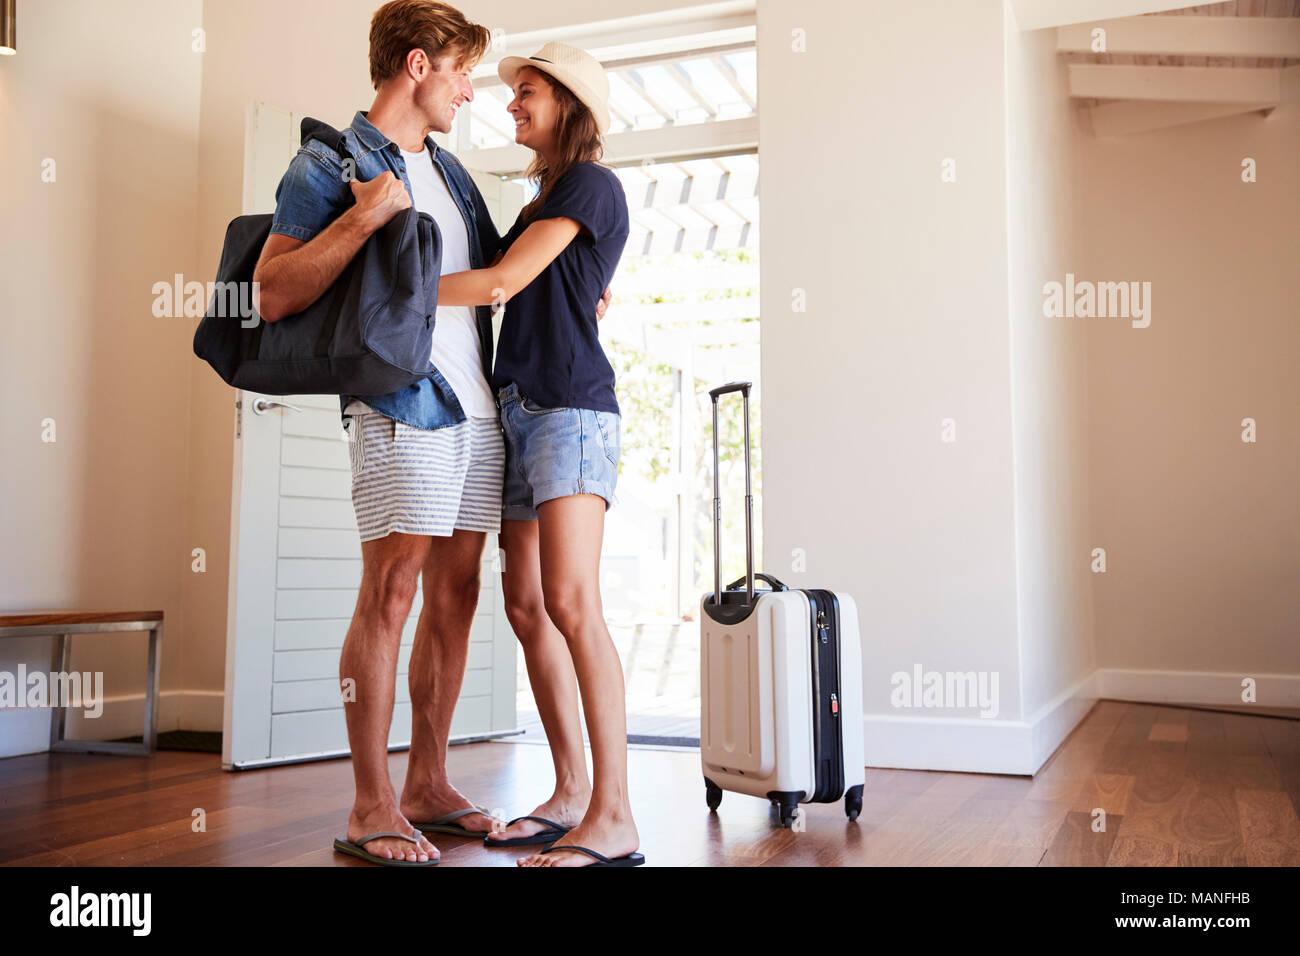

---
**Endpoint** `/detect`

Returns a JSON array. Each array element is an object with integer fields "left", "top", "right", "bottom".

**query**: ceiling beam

[
  {"left": 1068, "top": 63, "right": 1297, "bottom": 104},
  {"left": 1088, "top": 99, "right": 1274, "bottom": 137},
  {"left": 1057, "top": 16, "right": 1300, "bottom": 58},
  {"left": 1283, "top": 62, "right": 1300, "bottom": 104},
  {"left": 606, "top": 116, "right": 758, "bottom": 166},
  {"left": 480, "top": 4, "right": 755, "bottom": 62},
  {"left": 602, "top": 41, "right": 753, "bottom": 76},
  {"left": 608, "top": 102, "right": 637, "bottom": 130},
  {"left": 629, "top": 167, "right": 755, "bottom": 210},
  {"left": 458, "top": 116, "right": 758, "bottom": 176},
  {"left": 473, "top": 40, "right": 755, "bottom": 93},
  {"left": 621, "top": 67, "right": 679, "bottom": 124},
  {"left": 669, "top": 62, "right": 719, "bottom": 118},
  {"left": 1009, "top": 0, "right": 1203, "bottom": 32},
  {"left": 711, "top": 54, "right": 755, "bottom": 110}
]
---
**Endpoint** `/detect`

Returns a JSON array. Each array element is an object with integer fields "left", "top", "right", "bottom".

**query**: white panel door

[{"left": 221, "top": 101, "right": 519, "bottom": 769}]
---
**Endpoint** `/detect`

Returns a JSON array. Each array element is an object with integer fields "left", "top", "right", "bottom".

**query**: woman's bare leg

[{"left": 519, "top": 494, "right": 639, "bottom": 866}]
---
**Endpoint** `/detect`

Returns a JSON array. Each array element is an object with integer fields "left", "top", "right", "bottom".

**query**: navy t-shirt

[{"left": 491, "top": 162, "right": 629, "bottom": 415}]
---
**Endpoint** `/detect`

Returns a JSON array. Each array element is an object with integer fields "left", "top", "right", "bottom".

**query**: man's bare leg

[
  {"left": 486, "top": 518, "right": 592, "bottom": 844},
  {"left": 340, "top": 532, "right": 438, "bottom": 863},
  {"left": 400, "top": 528, "right": 499, "bottom": 832}
]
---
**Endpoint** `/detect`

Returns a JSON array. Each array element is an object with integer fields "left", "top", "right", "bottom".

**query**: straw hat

[{"left": 497, "top": 41, "right": 611, "bottom": 135}]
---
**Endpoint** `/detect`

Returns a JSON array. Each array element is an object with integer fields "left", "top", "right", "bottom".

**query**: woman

[{"left": 435, "top": 42, "right": 640, "bottom": 867}]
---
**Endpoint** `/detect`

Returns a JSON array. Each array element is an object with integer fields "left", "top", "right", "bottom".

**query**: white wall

[
  {"left": 1079, "top": 92, "right": 1300, "bottom": 688},
  {"left": 757, "top": 0, "right": 1025, "bottom": 758},
  {"left": 0, "top": 0, "right": 204, "bottom": 756},
  {"left": 1003, "top": 5, "right": 1096, "bottom": 729},
  {"left": 756, "top": 0, "right": 1296, "bottom": 773}
]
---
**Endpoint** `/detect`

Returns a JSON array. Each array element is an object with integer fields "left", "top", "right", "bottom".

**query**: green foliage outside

[
  {"left": 607, "top": 342, "right": 675, "bottom": 483},
  {"left": 606, "top": 247, "right": 762, "bottom": 612}
]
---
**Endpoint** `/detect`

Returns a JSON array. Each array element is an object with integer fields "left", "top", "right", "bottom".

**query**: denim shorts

[{"left": 497, "top": 382, "right": 620, "bottom": 521}]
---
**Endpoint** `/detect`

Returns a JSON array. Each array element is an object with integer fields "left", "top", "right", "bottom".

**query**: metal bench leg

[
  {"left": 50, "top": 625, "right": 156, "bottom": 757},
  {"left": 143, "top": 623, "right": 162, "bottom": 752},
  {"left": 48, "top": 634, "right": 68, "bottom": 750}
]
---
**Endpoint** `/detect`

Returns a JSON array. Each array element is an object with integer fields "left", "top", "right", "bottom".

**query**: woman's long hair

[{"left": 518, "top": 69, "right": 608, "bottom": 223}]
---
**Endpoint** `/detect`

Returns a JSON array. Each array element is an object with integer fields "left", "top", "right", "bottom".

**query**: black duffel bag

[{"left": 193, "top": 119, "right": 441, "bottom": 396}]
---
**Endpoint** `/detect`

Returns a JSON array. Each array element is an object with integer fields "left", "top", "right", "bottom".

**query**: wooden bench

[{"left": 0, "top": 610, "right": 163, "bottom": 755}]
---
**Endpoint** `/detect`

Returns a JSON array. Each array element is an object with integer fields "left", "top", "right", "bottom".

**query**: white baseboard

[
  {"left": 174, "top": 690, "right": 226, "bottom": 731},
  {"left": 1093, "top": 668, "right": 1300, "bottom": 708},
  {"left": 0, "top": 707, "right": 57, "bottom": 760},
  {"left": 1, "top": 690, "right": 227, "bottom": 757},
  {"left": 863, "top": 666, "right": 1300, "bottom": 776},
  {"left": 863, "top": 673, "right": 1098, "bottom": 776},
  {"left": 1029, "top": 676, "right": 1099, "bottom": 771}
]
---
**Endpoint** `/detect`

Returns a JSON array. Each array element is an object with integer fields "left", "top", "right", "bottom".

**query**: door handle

[{"left": 251, "top": 398, "right": 303, "bottom": 415}]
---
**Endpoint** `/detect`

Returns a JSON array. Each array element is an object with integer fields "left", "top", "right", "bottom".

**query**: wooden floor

[
  {"left": 1, "top": 700, "right": 1297, "bottom": 866},
  {"left": 515, "top": 707, "right": 699, "bottom": 743}
]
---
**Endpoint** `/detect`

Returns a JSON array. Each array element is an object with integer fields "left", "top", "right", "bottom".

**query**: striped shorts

[{"left": 342, "top": 410, "right": 505, "bottom": 542}]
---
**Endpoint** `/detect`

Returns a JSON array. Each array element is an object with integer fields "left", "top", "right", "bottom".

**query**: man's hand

[
  {"left": 596, "top": 284, "right": 612, "bottom": 322},
  {"left": 349, "top": 172, "right": 411, "bottom": 233},
  {"left": 253, "top": 173, "right": 411, "bottom": 322}
]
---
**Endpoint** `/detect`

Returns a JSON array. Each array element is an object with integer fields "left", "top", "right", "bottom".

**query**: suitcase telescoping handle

[{"left": 709, "top": 381, "right": 755, "bottom": 607}]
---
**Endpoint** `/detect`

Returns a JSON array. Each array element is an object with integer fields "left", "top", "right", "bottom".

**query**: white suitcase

[{"left": 699, "top": 382, "right": 866, "bottom": 827}]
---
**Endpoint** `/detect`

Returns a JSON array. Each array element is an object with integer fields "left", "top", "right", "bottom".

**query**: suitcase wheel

[
  {"left": 704, "top": 777, "right": 723, "bottom": 811},
  {"left": 768, "top": 792, "right": 801, "bottom": 828},
  {"left": 845, "top": 784, "right": 864, "bottom": 822},
  {"left": 764, "top": 790, "right": 804, "bottom": 828}
]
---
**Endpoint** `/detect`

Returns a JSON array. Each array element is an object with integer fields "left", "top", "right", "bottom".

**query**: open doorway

[
  {"left": 457, "top": 17, "right": 759, "bottom": 746},
  {"left": 596, "top": 159, "right": 761, "bottom": 744},
  {"left": 513, "top": 156, "right": 762, "bottom": 746}
]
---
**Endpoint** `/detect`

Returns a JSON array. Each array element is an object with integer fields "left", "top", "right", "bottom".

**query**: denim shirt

[{"left": 268, "top": 110, "right": 501, "bottom": 430}]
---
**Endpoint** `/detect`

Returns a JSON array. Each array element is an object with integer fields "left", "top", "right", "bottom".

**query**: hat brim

[
  {"left": 496, "top": 56, "right": 609, "bottom": 135},
  {"left": 496, "top": 55, "right": 529, "bottom": 88}
]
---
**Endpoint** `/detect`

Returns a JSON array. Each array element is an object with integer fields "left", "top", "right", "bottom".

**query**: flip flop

[
  {"left": 412, "top": 805, "right": 501, "bottom": 837},
  {"left": 536, "top": 844, "right": 646, "bottom": 867},
  {"left": 483, "top": 815, "right": 572, "bottom": 848},
  {"left": 332, "top": 830, "right": 439, "bottom": 867}
]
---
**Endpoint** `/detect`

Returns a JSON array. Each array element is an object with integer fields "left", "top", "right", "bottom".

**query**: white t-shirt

[{"left": 344, "top": 145, "right": 496, "bottom": 419}]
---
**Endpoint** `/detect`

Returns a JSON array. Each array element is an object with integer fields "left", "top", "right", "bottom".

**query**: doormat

[
  {"left": 627, "top": 734, "right": 699, "bottom": 748},
  {"left": 506, "top": 733, "right": 700, "bottom": 749},
  {"left": 108, "top": 730, "right": 222, "bottom": 753}
]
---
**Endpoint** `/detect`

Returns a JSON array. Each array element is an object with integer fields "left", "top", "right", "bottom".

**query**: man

[{"left": 253, "top": 0, "right": 609, "bottom": 866}]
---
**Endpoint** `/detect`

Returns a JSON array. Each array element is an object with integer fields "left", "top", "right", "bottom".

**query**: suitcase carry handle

[
  {"left": 726, "top": 572, "right": 786, "bottom": 592},
  {"left": 710, "top": 381, "right": 755, "bottom": 607},
  {"left": 708, "top": 381, "right": 751, "bottom": 400}
]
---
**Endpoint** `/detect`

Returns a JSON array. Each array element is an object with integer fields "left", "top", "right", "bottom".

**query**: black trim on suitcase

[
  {"left": 803, "top": 589, "right": 845, "bottom": 803},
  {"left": 702, "top": 382, "right": 757, "bottom": 625},
  {"left": 703, "top": 592, "right": 758, "bottom": 625}
]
